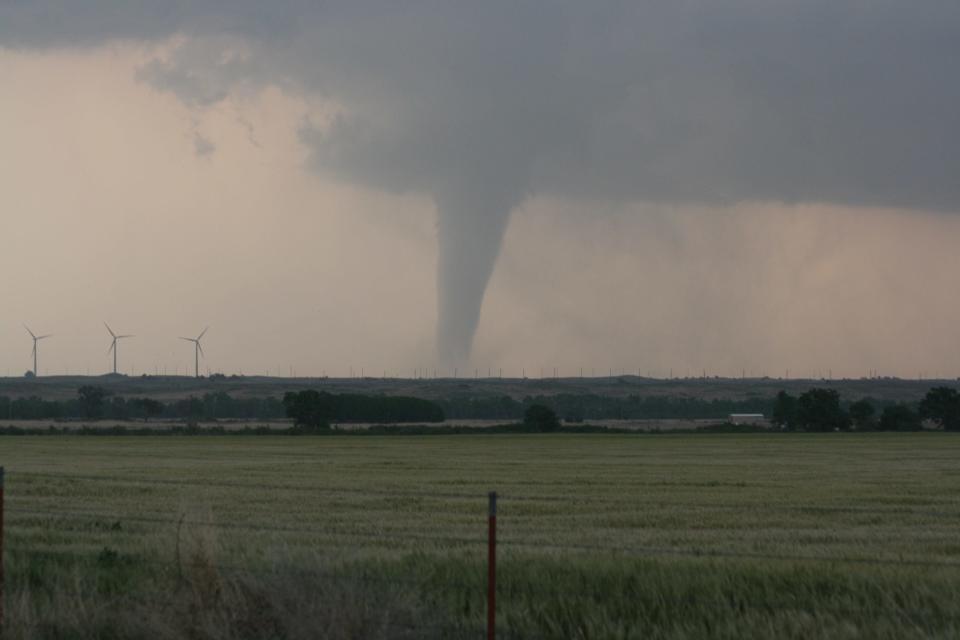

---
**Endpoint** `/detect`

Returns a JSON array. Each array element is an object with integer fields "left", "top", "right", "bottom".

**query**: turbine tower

[
  {"left": 104, "top": 322, "right": 134, "bottom": 375},
  {"left": 24, "top": 325, "right": 52, "bottom": 377},
  {"left": 179, "top": 327, "right": 209, "bottom": 378}
]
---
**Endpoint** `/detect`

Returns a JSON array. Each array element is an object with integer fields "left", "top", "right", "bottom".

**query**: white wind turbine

[
  {"left": 104, "top": 322, "right": 134, "bottom": 374},
  {"left": 179, "top": 327, "right": 209, "bottom": 378},
  {"left": 24, "top": 325, "right": 52, "bottom": 377}
]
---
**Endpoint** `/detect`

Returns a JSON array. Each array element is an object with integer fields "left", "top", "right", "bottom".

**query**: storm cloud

[{"left": 3, "top": 1, "right": 958, "bottom": 366}]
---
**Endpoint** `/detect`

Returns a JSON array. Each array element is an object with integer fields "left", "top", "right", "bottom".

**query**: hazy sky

[{"left": 1, "top": 3, "right": 959, "bottom": 379}]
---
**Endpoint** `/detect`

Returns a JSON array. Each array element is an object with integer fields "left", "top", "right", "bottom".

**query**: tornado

[
  {"left": 433, "top": 180, "right": 522, "bottom": 371},
  {"left": 435, "top": 203, "right": 512, "bottom": 371}
]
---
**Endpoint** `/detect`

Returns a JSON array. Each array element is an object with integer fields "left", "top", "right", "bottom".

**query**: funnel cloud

[{"left": 3, "top": 2, "right": 958, "bottom": 367}]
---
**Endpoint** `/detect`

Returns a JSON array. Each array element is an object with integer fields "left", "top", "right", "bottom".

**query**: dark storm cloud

[
  {"left": 4, "top": 1, "right": 958, "bottom": 364},
  {"left": 6, "top": 2, "right": 957, "bottom": 208}
]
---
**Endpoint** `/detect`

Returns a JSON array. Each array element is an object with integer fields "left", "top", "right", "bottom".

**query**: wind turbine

[
  {"left": 104, "top": 322, "right": 134, "bottom": 374},
  {"left": 179, "top": 327, "right": 209, "bottom": 378},
  {"left": 24, "top": 325, "right": 52, "bottom": 377}
]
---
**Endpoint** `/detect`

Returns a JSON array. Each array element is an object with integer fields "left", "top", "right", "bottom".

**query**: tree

[
  {"left": 848, "top": 399, "right": 876, "bottom": 430},
  {"left": 78, "top": 386, "right": 109, "bottom": 419},
  {"left": 175, "top": 396, "right": 204, "bottom": 420},
  {"left": 796, "top": 388, "right": 849, "bottom": 431},
  {"left": 283, "top": 390, "right": 334, "bottom": 430},
  {"left": 771, "top": 391, "right": 797, "bottom": 430},
  {"left": 879, "top": 404, "right": 922, "bottom": 431},
  {"left": 523, "top": 404, "right": 560, "bottom": 432},
  {"left": 919, "top": 387, "right": 960, "bottom": 431},
  {"left": 133, "top": 398, "right": 164, "bottom": 422}
]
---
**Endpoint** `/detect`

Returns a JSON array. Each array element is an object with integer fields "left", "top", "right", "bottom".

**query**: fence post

[
  {"left": 1, "top": 466, "right": 5, "bottom": 632},
  {"left": 487, "top": 491, "right": 497, "bottom": 640}
]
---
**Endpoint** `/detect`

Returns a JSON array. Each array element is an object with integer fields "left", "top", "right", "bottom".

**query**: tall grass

[
  {"left": 3, "top": 433, "right": 960, "bottom": 637},
  {"left": 8, "top": 548, "right": 958, "bottom": 639}
]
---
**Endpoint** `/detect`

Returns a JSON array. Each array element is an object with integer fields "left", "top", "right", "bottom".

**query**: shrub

[{"left": 523, "top": 404, "right": 561, "bottom": 432}]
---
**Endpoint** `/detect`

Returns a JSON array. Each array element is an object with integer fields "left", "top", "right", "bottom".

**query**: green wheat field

[{"left": 3, "top": 433, "right": 960, "bottom": 639}]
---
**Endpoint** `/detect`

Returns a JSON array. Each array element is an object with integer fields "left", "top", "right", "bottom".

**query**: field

[{"left": 3, "top": 433, "right": 960, "bottom": 638}]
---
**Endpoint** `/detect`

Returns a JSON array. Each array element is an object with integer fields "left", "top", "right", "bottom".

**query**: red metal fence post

[
  {"left": 487, "top": 490, "right": 497, "bottom": 640},
  {"left": 1, "top": 466, "right": 5, "bottom": 632}
]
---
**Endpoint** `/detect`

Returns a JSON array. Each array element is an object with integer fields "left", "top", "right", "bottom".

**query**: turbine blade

[
  {"left": 104, "top": 322, "right": 116, "bottom": 338},
  {"left": 108, "top": 341, "right": 115, "bottom": 354},
  {"left": 31, "top": 344, "right": 37, "bottom": 357},
  {"left": 179, "top": 337, "right": 194, "bottom": 342},
  {"left": 37, "top": 334, "right": 52, "bottom": 340},
  {"left": 24, "top": 325, "right": 36, "bottom": 339},
  {"left": 118, "top": 334, "right": 134, "bottom": 339},
  {"left": 198, "top": 342, "right": 205, "bottom": 357},
  {"left": 197, "top": 326, "right": 209, "bottom": 340}
]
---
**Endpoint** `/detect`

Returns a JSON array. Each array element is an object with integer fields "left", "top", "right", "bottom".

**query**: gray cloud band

[{"left": 5, "top": 1, "right": 958, "bottom": 365}]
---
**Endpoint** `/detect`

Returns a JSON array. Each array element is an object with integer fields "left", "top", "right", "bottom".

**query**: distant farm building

[{"left": 729, "top": 413, "right": 767, "bottom": 426}]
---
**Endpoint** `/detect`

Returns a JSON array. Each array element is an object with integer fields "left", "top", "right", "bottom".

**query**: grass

[{"left": 3, "top": 433, "right": 960, "bottom": 638}]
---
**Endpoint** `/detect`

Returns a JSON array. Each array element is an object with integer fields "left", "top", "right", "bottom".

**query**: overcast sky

[{"left": 1, "top": 3, "right": 959, "bottom": 379}]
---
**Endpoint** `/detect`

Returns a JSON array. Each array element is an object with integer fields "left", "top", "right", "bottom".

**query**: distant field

[{"left": 4, "top": 434, "right": 960, "bottom": 638}]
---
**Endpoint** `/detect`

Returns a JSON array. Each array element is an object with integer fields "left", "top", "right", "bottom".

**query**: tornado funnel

[{"left": 435, "top": 189, "right": 517, "bottom": 371}]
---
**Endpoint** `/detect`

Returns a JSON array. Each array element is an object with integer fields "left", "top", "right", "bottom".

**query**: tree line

[
  {"left": 0, "top": 387, "right": 444, "bottom": 424},
  {"left": 0, "top": 389, "right": 772, "bottom": 422},
  {"left": 2, "top": 384, "right": 958, "bottom": 431},
  {"left": 0, "top": 387, "right": 286, "bottom": 421},
  {"left": 771, "top": 386, "right": 960, "bottom": 432},
  {"left": 437, "top": 393, "right": 774, "bottom": 421},
  {"left": 281, "top": 390, "right": 444, "bottom": 427}
]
